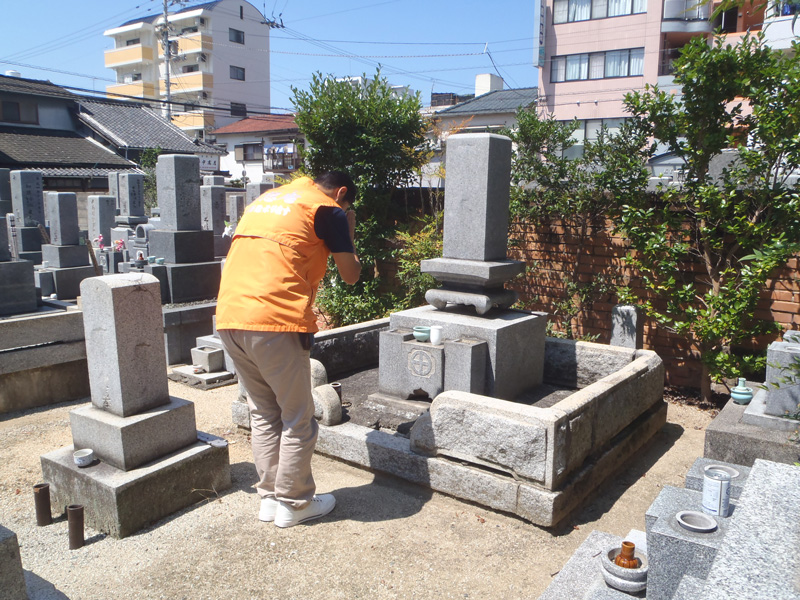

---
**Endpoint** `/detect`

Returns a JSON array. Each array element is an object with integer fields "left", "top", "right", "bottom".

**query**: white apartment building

[{"left": 103, "top": 0, "right": 270, "bottom": 140}]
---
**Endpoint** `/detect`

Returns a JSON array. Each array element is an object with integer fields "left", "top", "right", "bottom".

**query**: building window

[
  {"left": 182, "top": 64, "right": 199, "bottom": 73},
  {"left": 1, "top": 100, "right": 38, "bottom": 124},
  {"left": 184, "top": 103, "right": 197, "bottom": 112},
  {"left": 230, "top": 65, "right": 245, "bottom": 81},
  {"left": 126, "top": 38, "right": 140, "bottom": 46},
  {"left": 550, "top": 47, "right": 644, "bottom": 82},
  {"left": 181, "top": 26, "right": 199, "bottom": 34},
  {"left": 229, "top": 28, "right": 245, "bottom": 44},
  {"left": 264, "top": 142, "right": 301, "bottom": 172},
  {"left": 234, "top": 143, "right": 263, "bottom": 161},
  {"left": 561, "top": 118, "right": 627, "bottom": 158},
  {"left": 230, "top": 102, "right": 247, "bottom": 117},
  {"left": 554, "top": 0, "right": 645, "bottom": 23}
]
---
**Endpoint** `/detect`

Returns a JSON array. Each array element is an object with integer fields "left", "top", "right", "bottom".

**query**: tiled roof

[
  {"left": 0, "top": 126, "right": 137, "bottom": 173},
  {"left": 437, "top": 87, "right": 538, "bottom": 116},
  {"left": 77, "top": 99, "right": 224, "bottom": 155},
  {"left": 35, "top": 166, "right": 144, "bottom": 177},
  {"left": 0, "top": 75, "right": 75, "bottom": 100},
  {"left": 212, "top": 114, "right": 298, "bottom": 135}
]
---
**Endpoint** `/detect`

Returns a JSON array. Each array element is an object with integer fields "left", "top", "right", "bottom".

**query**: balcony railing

[
  {"left": 663, "top": 0, "right": 710, "bottom": 20},
  {"left": 160, "top": 72, "right": 213, "bottom": 94},
  {"left": 158, "top": 33, "right": 213, "bottom": 57},
  {"left": 106, "top": 81, "right": 156, "bottom": 99},
  {"left": 171, "top": 110, "right": 215, "bottom": 130}
]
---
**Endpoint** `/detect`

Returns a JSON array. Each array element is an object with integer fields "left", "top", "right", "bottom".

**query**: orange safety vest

[{"left": 215, "top": 177, "right": 340, "bottom": 332}]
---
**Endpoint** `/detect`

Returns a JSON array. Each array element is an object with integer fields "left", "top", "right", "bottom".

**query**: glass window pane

[
  {"left": 608, "top": 0, "right": 630, "bottom": 16},
  {"left": 551, "top": 57, "right": 566, "bottom": 82},
  {"left": 592, "top": 0, "right": 608, "bottom": 18},
  {"left": 566, "top": 54, "right": 589, "bottom": 80},
  {"left": 554, "top": 0, "right": 568, "bottom": 23},
  {"left": 604, "top": 118, "right": 624, "bottom": 136},
  {"left": 589, "top": 53, "right": 605, "bottom": 79},
  {"left": 629, "top": 47, "right": 645, "bottom": 75},
  {"left": 569, "top": 0, "right": 591, "bottom": 21},
  {"left": 632, "top": 0, "right": 646, "bottom": 13},
  {"left": 586, "top": 119, "right": 603, "bottom": 141},
  {"left": 605, "top": 49, "right": 628, "bottom": 77}
]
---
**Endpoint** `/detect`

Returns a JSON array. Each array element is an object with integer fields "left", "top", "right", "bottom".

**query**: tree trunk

[{"left": 700, "top": 363, "right": 713, "bottom": 403}]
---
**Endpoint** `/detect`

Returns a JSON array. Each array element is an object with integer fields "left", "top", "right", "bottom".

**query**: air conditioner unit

[
  {"left": 197, "top": 17, "right": 205, "bottom": 26},
  {"left": 200, "top": 92, "right": 208, "bottom": 99},
  {"left": 199, "top": 53, "right": 207, "bottom": 62}
]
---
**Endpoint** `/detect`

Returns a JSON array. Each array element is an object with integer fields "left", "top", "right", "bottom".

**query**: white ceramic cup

[{"left": 430, "top": 326, "right": 443, "bottom": 345}]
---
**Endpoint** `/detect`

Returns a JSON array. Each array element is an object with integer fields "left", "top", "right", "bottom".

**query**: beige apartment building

[{"left": 103, "top": 0, "right": 270, "bottom": 140}]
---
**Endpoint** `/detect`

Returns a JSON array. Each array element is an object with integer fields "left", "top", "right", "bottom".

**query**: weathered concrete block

[
  {"left": 191, "top": 346, "right": 224, "bottom": 373},
  {"left": 10, "top": 170, "right": 44, "bottom": 226},
  {"left": 156, "top": 155, "right": 201, "bottom": 230},
  {"left": 81, "top": 274, "right": 169, "bottom": 417},
  {"left": 312, "top": 384, "right": 342, "bottom": 426},
  {"left": 70, "top": 397, "right": 198, "bottom": 471},
  {"left": 441, "top": 133, "right": 512, "bottom": 261},
  {"left": 443, "top": 337, "right": 487, "bottom": 394},
  {"left": 377, "top": 329, "right": 445, "bottom": 399},
  {"left": 0, "top": 525, "right": 28, "bottom": 600},
  {"left": 311, "top": 318, "right": 387, "bottom": 377},
  {"left": 45, "top": 192, "right": 79, "bottom": 246},
  {"left": 108, "top": 172, "right": 121, "bottom": 209},
  {"left": 543, "top": 337, "right": 637, "bottom": 389},
  {"left": 310, "top": 358, "right": 327, "bottom": 388},
  {"left": 203, "top": 175, "right": 225, "bottom": 186},
  {"left": 684, "top": 457, "right": 751, "bottom": 499},
  {"left": 0, "top": 168, "right": 12, "bottom": 215},
  {"left": 148, "top": 229, "right": 214, "bottom": 264},
  {"left": 0, "top": 216, "right": 11, "bottom": 261},
  {"left": 163, "top": 302, "right": 216, "bottom": 365},
  {"left": 410, "top": 391, "right": 551, "bottom": 483},
  {"left": 41, "top": 243, "right": 89, "bottom": 268},
  {"left": 50, "top": 265, "right": 97, "bottom": 300},
  {"left": 41, "top": 439, "right": 231, "bottom": 538},
  {"left": 200, "top": 185, "right": 226, "bottom": 235},
  {"left": 0, "top": 260, "right": 37, "bottom": 316},
  {"left": 119, "top": 173, "right": 145, "bottom": 217},
  {"left": 231, "top": 395, "right": 250, "bottom": 428},
  {"left": 227, "top": 194, "right": 245, "bottom": 223},
  {"left": 246, "top": 181, "right": 272, "bottom": 205},
  {"left": 610, "top": 304, "right": 643, "bottom": 348},
  {"left": 163, "top": 262, "right": 220, "bottom": 304},
  {"left": 390, "top": 305, "right": 546, "bottom": 400},
  {"left": 87, "top": 195, "right": 117, "bottom": 244}
]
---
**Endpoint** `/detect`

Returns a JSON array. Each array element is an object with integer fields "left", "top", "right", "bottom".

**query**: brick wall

[{"left": 507, "top": 218, "right": 800, "bottom": 389}]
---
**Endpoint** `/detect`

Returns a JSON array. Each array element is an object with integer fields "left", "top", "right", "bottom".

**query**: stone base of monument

[
  {"left": 163, "top": 302, "right": 217, "bottom": 365},
  {"left": 41, "top": 437, "right": 231, "bottom": 538},
  {"left": 0, "top": 525, "right": 29, "bottom": 600},
  {"left": 0, "top": 260, "right": 38, "bottom": 316},
  {"left": 704, "top": 398, "right": 800, "bottom": 466},
  {"left": 163, "top": 262, "right": 221, "bottom": 304},
  {"left": 0, "top": 306, "right": 89, "bottom": 415},
  {"left": 741, "top": 389, "right": 800, "bottom": 431},
  {"left": 39, "top": 265, "right": 97, "bottom": 300},
  {"left": 149, "top": 229, "right": 215, "bottom": 264},
  {"left": 169, "top": 365, "right": 235, "bottom": 388}
]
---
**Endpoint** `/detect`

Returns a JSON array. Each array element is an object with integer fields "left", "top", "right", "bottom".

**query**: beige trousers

[{"left": 219, "top": 329, "right": 317, "bottom": 508}]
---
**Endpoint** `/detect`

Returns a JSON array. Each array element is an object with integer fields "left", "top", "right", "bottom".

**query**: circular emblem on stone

[{"left": 408, "top": 349, "right": 435, "bottom": 378}]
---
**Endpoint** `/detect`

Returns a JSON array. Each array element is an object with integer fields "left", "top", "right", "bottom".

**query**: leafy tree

[
  {"left": 618, "top": 34, "right": 800, "bottom": 400},
  {"left": 502, "top": 110, "right": 649, "bottom": 338},
  {"left": 292, "top": 70, "right": 429, "bottom": 326},
  {"left": 137, "top": 147, "right": 163, "bottom": 215}
]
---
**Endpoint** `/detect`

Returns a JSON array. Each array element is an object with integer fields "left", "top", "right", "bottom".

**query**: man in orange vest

[{"left": 216, "top": 171, "right": 360, "bottom": 528}]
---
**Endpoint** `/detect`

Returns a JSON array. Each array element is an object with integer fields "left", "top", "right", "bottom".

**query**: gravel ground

[{"left": 0, "top": 379, "right": 712, "bottom": 600}]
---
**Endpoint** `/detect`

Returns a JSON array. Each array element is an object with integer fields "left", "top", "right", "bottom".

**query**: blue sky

[{"left": 0, "top": 0, "right": 539, "bottom": 113}]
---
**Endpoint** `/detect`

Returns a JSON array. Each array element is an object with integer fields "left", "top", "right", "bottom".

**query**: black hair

[{"left": 314, "top": 171, "right": 357, "bottom": 204}]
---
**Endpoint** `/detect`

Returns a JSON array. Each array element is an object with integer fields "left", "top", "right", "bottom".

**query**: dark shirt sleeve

[{"left": 314, "top": 205, "right": 355, "bottom": 253}]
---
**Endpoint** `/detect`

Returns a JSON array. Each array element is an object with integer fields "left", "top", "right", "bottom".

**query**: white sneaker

[
  {"left": 259, "top": 497, "right": 279, "bottom": 522},
  {"left": 274, "top": 494, "right": 336, "bottom": 528}
]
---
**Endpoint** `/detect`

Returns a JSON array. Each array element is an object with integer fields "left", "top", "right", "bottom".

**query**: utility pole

[{"left": 161, "top": 0, "right": 173, "bottom": 121}]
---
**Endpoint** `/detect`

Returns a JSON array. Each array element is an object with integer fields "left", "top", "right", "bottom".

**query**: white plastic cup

[{"left": 430, "top": 326, "right": 443, "bottom": 345}]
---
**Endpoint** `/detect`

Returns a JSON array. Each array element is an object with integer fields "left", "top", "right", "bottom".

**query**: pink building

[{"left": 537, "top": 0, "right": 765, "bottom": 157}]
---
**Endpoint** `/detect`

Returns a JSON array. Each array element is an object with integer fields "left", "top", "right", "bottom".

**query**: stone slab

[
  {"left": 41, "top": 243, "right": 89, "bottom": 268},
  {"left": 118, "top": 173, "right": 145, "bottom": 217},
  {"left": 169, "top": 365, "right": 235, "bottom": 387},
  {"left": 0, "top": 306, "right": 84, "bottom": 350},
  {"left": 704, "top": 398, "right": 800, "bottom": 467},
  {"left": 10, "top": 170, "right": 44, "bottom": 227},
  {"left": 410, "top": 391, "right": 551, "bottom": 483},
  {"left": 610, "top": 305, "right": 643, "bottom": 349},
  {"left": 18, "top": 250, "right": 41, "bottom": 264},
  {"left": 148, "top": 229, "right": 214, "bottom": 264},
  {"left": 81, "top": 274, "right": 170, "bottom": 417},
  {"left": 200, "top": 185, "right": 226, "bottom": 235},
  {"left": 741, "top": 389, "right": 800, "bottom": 431},
  {"left": 163, "top": 302, "right": 216, "bottom": 365},
  {"left": 190, "top": 345, "right": 225, "bottom": 372},
  {"left": 645, "top": 486, "right": 734, "bottom": 600},
  {"left": 315, "top": 399, "right": 666, "bottom": 527},
  {"left": 163, "top": 261, "right": 221, "bottom": 304},
  {"left": 0, "top": 216, "right": 10, "bottom": 261},
  {"left": 0, "top": 168, "right": 11, "bottom": 215},
  {"left": 227, "top": 194, "right": 245, "bottom": 223},
  {"left": 544, "top": 337, "right": 637, "bottom": 389},
  {"left": 443, "top": 336, "right": 487, "bottom": 394},
  {"left": 441, "top": 133, "right": 513, "bottom": 262},
  {"left": 311, "top": 317, "right": 387, "bottom": 377},
  {"left": 108, "top": 172, "right": 121, "bottom": 209},
  {"left": 0, "top": 339, "right": 85, "bottom": 376},
  {"left": 87, "top": 195, "right": 117, "bottom": 244},
  {"left": 363, "top": 392, "right": 431, "bottom": 423},
  {"left": 49, "top": 265, "right": 97, "bottom": 300},
  {"left": 45, "top": 192, "right": 79, "bottom": 246},
  {"left": 699, "top": 460, "right": 800, "bottom": 600},
  {"left": 196, "top": 333, "right": 235, "bottom": 373},
  {"left": 538, "top": 530, "right": 641, "bottom": 600},
  {"left": 203, "top": 176, "right": 225, "bottom": 186},
  {"left": 390, "top": 305, "right": 546, "bottom": 400},
  {"left": 684, "top": 457, "right": 751, "bottom": 499},
  {"left": 70, "top": 397, "right": 198, "bottom": 471},
  {"left": 377, "top": 329, "right": 444, "bottom": 399},
  {"left": 40, "top": 438, "right": 231, "bottom": 538},
  {"left": 0, "top": 260, "right": 37, "bottom": 316},
  {"left": 156, "top": 155, "right": 201, "bottom": 230},
  {"left": 420, "top": 257, "right": 525, "bottom": 287},
  {"left": 246, "top": 181, "right": 273, "bottom": 205},
  {"left": 0, "top": 525, "right": 28, "bottom": 600},
  {"left": 1, "top": 358, "right": 89, "bottom": 415},
  {"left": 13, "top": 226, "right": 44, "bottom": 253}
]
